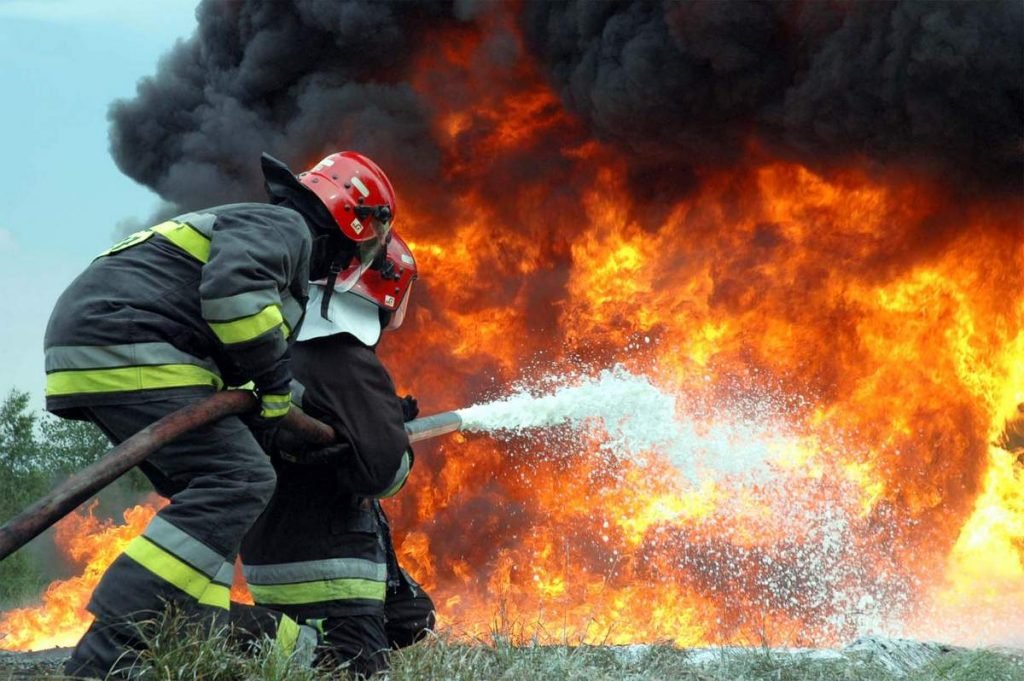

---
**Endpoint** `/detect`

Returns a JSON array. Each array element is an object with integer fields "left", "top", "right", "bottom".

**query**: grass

[
  {"left": 1, "top": 618, "right": 1022, "bottom": 680},
  {"left": 388, "top": 633, "right": 1024, "bottom": 681}
]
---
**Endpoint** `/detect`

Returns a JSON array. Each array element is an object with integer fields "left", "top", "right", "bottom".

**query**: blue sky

[{"left": 0, "top": 0, "right": 199, "bottom": 407}]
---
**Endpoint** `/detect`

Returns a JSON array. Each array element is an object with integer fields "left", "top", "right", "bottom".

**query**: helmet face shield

[
  {"left": 385, "top": 282, "right": 413, "bottom": 331},
  {"left": 330, "top": 261, "right": 365, "bottom": 294},
  {"left": 344, "top": 232, "right": 417, "bottom": 326},
  {"left": 330, "top": 241, "right": 376, "bottom": 293},
  {"left": 330, "top": 226, "right": 391, "bottom": 293},
  {"left": 352, "top": 204, "right": 393, "bottom": 244}
]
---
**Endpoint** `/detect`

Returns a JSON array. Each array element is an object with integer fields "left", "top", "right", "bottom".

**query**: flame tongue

[
  {"left": 0, "top": 500, "right": 163, "bottom": 651},
  {"left": 3, "top": 160, "right": 1022, "bottom": 648},
  {"left": 0, "top": 498, "right": 255, "bottom": 652},
  {"left": 3, "top": 4, "right": 1023, "bottom": 653},
  {"left": 382, "top": 24, "right": 1024, "bottom": 643}
]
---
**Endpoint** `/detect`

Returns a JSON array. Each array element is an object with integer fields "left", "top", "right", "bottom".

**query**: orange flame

[
  {"left": 380, "top": 11, "right": 1024, "bottom": 647},
  {"left": 0, "top": 498, "right": 253, "bottom": 652},
  {"left": 0, "top": 499, "right": 163, "bottom": 650},
  {"left": 3, "top": 4, "right": 1022, "bottom": 652}
]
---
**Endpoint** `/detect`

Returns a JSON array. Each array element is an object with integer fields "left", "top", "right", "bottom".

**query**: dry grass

[{"left": 1, "top": 617, "right": 1021, "bottom": 681}]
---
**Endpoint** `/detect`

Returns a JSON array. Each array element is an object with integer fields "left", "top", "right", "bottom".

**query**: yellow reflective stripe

[
  {"left": 197, "top": 583, "right": 230, "bottom": 610},
  {"left": 249, "top": 578, "right": 386, "bottom": 605},
  {"left": 97, "top": 220, "right": 212, "bottom": 261},
  {"left": 260, "top": 394, "right": 291, "bottom": 419},
  {"left": 46, "top": 364, "right": 224, "bottom": 396},
  {"left": 275, "top": 615, "right": 300, "bottom": 657},
  {"left": 208, "top": 304, "right": 285, "bottom": 345},
  {"left": 97, "top": 229, "right": 155, "bottom": 257},
  {"left": 151, "top": 221, "right": 211, "bottom": 263},
  {"left": 123, "top": 537, "right": 222, "bottom": 606},
  {"left": 261, "top": 405, "right": 291, "bottom": 419}
]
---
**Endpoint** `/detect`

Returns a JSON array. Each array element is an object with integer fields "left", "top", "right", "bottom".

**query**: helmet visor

[
  {"left": 385, "top": 283, "right": 412, "bottom": 331},
  {"left": 332, "top": 223, "right": 391, "bottom": 293}
]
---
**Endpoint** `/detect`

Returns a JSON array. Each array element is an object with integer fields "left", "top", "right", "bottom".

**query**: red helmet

[
  {"left": 350, "top": 232, "right": 418, "bottom": 331},
  {"left": 300, "top": 151, "right": 397, "bottom": 290}
]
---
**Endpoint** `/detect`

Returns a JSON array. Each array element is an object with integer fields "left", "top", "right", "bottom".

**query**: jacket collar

[{"left": 261, "top": 153, "right": 336, "bottom": 235}]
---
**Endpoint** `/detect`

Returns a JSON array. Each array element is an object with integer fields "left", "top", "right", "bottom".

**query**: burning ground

[{"left": 2, "top": 0, "right": 1023, "bottom": 653}]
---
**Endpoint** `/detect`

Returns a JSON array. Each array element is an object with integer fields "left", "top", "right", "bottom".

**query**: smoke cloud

[
  {"left": 521, "top": 0, "right": 1023, "bottom": 191},
  {"left": 110, "top": 0, "right": 1022, "bottom": 212},
  {"left": 109, "top": 0, "right": 453, "bottom": 210}
]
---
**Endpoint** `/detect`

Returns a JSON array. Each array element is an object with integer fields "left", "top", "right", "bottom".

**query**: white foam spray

[
  {"left": 455, "top": 364, "right": 801, "bottom": 483},
  {"left": 453, "top": 363, "right": 913, "bottom": 641}
]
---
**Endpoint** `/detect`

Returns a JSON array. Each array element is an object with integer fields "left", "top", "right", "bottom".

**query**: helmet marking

[
  {"left": 350, "top": 176, "right": 371, "bottom": 198},
  {"left": 313, "top": 157, "right": 335, "bottom": 171}
]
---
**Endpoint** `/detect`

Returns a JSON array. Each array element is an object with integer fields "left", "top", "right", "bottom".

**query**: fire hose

[{"left": 0, "top": 392, "right": 464, "bottom": 562}]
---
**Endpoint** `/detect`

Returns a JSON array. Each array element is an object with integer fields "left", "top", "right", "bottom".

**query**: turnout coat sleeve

[
  {"left": 291, "top": 333, "right": 411, "bottom": 497},
  {"left": 199, "top": 205, "right": 311, "bottom": 386}
]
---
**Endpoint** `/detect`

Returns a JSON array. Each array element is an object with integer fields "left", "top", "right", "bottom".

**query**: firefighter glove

[
  {"left": 400, "top": 394, "right": 419, "bottom": 422},
  {"left": 253, "top": 358, "right": 293, "bottom": 422},
  {"left": 275, "top": 416, "right": 352, "bottom": 465}
]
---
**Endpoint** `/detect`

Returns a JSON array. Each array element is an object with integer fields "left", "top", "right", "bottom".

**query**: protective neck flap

[
  {"left": 261, "top": 153, "right": 336, "bottom": 235},
  {"left": 298, "top": 285, "right": 382, "bottom": 346}
]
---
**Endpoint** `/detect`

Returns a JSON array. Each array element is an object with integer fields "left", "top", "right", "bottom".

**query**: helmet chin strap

[{"left": 320, "top": 251, "right": 354, "bottom": 321}]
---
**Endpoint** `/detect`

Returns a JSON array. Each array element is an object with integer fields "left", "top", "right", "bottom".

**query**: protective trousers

[
  {"left": 228, "top": 603, "right": 318, "bottom": 665},
  {"left": 63, "top": 395, "right": 277, "bottom": 679},
  {"left": 230, "top": 568, "right": 435, "bottom": 678},
  {"left": 315, "top": 567, "right": 437, "bottom": 677}
]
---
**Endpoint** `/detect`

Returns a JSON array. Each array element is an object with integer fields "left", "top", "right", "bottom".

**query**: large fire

[
  {"left": 0, "top": 498, "right": 256, "bottom": 651},
  {"left": 2, "top": 6, "right": 1022, "bottom": 654},
  {"left": 0, "top": 500, "right": 162, "bottom": 651}
]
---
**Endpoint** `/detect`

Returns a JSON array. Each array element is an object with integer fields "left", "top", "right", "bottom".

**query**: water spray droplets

[
  {"left": 456, "top": 364, "right": 806, "bottom": 484},
  {"left": 453, "top": 362, "right": 913, "bottom": 640}
]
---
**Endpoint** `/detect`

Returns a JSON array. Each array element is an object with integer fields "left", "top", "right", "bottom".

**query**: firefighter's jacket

[
  {"left": 44, "top": 204, "right": 311, "bottom": 417},
  {"left": 241, "top": 332, "right": 413, "bottom": 620}
]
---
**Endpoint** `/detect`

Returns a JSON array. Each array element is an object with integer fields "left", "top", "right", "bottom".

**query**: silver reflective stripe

[
  {"left": 143, "top": 516, "right": 227, "bottom": 579},
  {"left": 243, "top": 558, "right": 386, "bottom": 585},
  {"left": 45, "top": 342, "right": 218, "bottom": 373},
  {"left": 212, "top": 561, "right": 235, "bottom": 586},
  {"left": 201, "top": 289, "right": 280, "bottom": 322},
  {"left": 174, "top": 211, "right": 217, "bottom": 237},
  {"left": 280, "top": 292, "right": 304, "bottom": 329},
  {"left": 379, "top": 450, "right": 412, "bottom": 498}
]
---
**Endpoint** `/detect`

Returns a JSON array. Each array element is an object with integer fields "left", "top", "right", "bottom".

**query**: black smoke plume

[
  {"left": 110, "top": 0, "right": 453, "bottom": 210},
  {"left": 521, "top": 0, "right": 1023, "bottom": 193},
  {"left": 110, "top": 0, "right": 1022, "bottom": 213}
]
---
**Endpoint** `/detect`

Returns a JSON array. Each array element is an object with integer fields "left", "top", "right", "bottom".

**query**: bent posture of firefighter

[
  {"left": 234, "top": 232, "right": 434, "bottom": 676},
  {"left": 44, "top": 151, "right": 398, "bottom": 678}
]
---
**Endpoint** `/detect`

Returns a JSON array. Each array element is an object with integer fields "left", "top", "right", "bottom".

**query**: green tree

[
  {"left": 37, "top": 413, "right": 110, "bottom": 472},
  {"left": 0, "top": 390, "right": 151, "bottom": 605},
  {"left": 0, "top": 389, "right": 44, "bottom": 518},
  {"left": 0, "top": 389, "right": 48, "bottom": 603}
]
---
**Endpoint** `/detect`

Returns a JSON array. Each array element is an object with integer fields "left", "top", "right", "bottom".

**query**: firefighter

[
  {"left": 234, "top": 232, "right": 434, "bottom": 677},
  {"left": 45, "top": 151, "right": 398, "bottom": 679}
]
